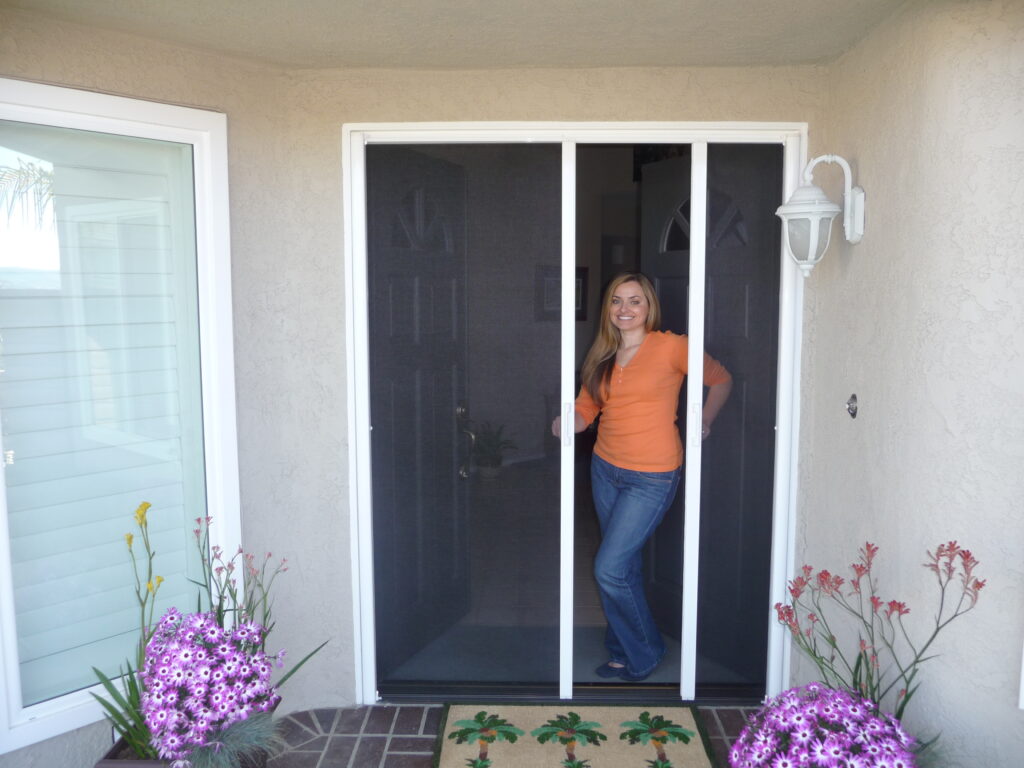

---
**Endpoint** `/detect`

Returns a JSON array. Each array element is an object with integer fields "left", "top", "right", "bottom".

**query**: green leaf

[
  {"left": 91, "top": 666, "right": 134, "bottom": 713},
  {"left": 275, "top": 639, "right": 329, "bottom": 688}
]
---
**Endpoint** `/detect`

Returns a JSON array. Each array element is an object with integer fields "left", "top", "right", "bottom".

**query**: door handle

[
  {"left": 456, "top": 404, "right": 475, "bottom": 479},
  {"left": 459, "top": 425, "right": 476, "bottom": 479}
]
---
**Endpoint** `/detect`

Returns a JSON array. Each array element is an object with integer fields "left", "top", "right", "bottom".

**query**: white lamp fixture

[{"left": 776, "top": 154, "right": 865, "bottom": 276}]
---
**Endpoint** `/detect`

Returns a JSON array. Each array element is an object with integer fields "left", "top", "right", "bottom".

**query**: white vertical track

[
  {"left": 680, "top": 143, "right": 708, "bottom": 700},
  {"left": 343, "top": 123, "right": 807, "bottom": 705},
  {"left": 342, "top": 127, "right": 378, "bottom": 703},
  {"left": 766, "top": 132, "right": 808, "bottom": 696},
  {"left": 559, "top": 142, "right": 577, "bottom": 699}
]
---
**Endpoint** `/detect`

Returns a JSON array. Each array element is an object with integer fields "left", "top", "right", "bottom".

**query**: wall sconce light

[{"left": 776, "top": 154, "right": 865, "bottom": 276}]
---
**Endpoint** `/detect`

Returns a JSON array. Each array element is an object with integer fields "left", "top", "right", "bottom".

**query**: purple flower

[
  {"left": 729, "top": 685, "right": 917, "bottom": 768},
  {"left": 140, "top": 609, "right": 280, "bottom": 761}
]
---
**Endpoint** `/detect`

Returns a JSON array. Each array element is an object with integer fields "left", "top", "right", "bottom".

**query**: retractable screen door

[{"left": 366, "top": 143, "right": 563, "bottom": 695}]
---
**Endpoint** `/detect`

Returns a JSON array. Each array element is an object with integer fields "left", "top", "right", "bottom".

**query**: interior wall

[
  {"left": 575, "top": 145, "right": 637, "bottom": 368},
  {"left": 800, "top": 1, "right": 1024, "bottom": 765},
  {"left": 0, "top": 7, "right": 834, "bottom": 768}
]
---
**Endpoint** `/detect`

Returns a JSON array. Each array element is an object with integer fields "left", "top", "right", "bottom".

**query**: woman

[{"left": 552, "top": 272, "right": 732, "bottom": 681}]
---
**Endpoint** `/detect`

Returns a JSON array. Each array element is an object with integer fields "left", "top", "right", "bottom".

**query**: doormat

[{"left": 435, "top": 703, "right": 718, "bottom": 768}]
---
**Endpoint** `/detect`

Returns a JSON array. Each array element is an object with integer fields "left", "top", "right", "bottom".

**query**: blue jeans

[{"left": 590, "top": 453, "right": 681, "bottom": 677}]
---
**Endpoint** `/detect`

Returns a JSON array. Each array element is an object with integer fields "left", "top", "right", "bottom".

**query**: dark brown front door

[
  {"left": 367, "top": 144, "right": 564, "bottom": 696},
  {"left": 368, "top": 146, "right": 471, "bottom": 681}
]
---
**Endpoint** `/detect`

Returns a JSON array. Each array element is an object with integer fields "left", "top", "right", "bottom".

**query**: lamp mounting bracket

[{"left": 804, "top": 154, "right": 865, "bottom": 244}]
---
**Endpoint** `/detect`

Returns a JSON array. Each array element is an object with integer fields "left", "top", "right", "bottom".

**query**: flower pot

[
  {"left": 93, "top": 739, "right": 166, "bottom": 768},
  {"left": 94, "top": 739, "right": 270, "bottom": 768}
]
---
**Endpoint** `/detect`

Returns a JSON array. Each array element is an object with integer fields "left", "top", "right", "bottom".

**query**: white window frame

[
  {"left": 342, "top": 122, "right": 808, "bottom": 703},
  {"left": 0, "top": 78, "right": 241, "bottom": 754}
]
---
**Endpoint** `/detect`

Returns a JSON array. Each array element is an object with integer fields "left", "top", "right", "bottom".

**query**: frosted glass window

[{"left": 0, "top": 119, "right": 207, "bottom": 707}]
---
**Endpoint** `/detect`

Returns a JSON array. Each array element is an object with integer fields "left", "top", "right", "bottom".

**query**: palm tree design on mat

[
  {"left": 447, "top": 711, "right": 525, "bottom": 768},
  {"left": 619, "top": 711, "right": 695, "bottom": 768},
  {"left": 531, "top": 711, "right": 608, "bottom": 767}
]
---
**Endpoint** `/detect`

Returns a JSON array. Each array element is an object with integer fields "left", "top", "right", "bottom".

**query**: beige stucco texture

[
  {"left": 1, "top": 0, "right": 1022, "bottom": 766},
  {"left": 798, "top": 1, "right": 1024, "bottom": 765}
]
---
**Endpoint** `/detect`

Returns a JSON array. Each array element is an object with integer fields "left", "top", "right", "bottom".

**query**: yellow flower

[
  {"left": 134, "top": 501, "right": 151, "bottom": 527},
  {"left": 155, "top": 575, "right": 164, "bottom": 589},
  {"left": 146, "top": 581, "right": 154, "bottom": 593},
  {"left": 124, "top": 532, "right": 134, "bottom": 549}
]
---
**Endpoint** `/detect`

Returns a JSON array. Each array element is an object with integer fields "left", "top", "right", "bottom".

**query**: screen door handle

[
  {"left": 563, "top": 403, "right": 574, "bottom": 447},
  {"left": 457, "top": 404, "right": 475, "bottom": 479}
]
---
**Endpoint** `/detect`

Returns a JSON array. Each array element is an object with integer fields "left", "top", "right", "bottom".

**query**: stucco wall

[
  {"left": 798, "top": 0, "right": 1024, "bottom": 765},
  {"left": 0, "top": 7, "right": 829, "bottom": 767}
]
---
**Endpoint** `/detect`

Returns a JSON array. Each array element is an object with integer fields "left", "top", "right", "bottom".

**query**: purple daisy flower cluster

[
  {"left": 139, "top": 608, "right": 282, "bottom": 762},
  {"left": 730, "top": 683, "right": 916, "bottom": 768}
]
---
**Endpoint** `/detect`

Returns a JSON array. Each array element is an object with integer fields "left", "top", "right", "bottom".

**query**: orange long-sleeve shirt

[{"left": 575, "top": 331, "right": 731, "bottom": 472}]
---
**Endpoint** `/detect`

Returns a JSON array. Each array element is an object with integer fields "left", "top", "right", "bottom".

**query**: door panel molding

[{"left": 343, "top": 122, "right": 808, "bottom": 705}]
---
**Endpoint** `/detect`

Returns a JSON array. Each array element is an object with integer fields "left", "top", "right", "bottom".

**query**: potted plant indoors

[
  {"left": 92, "top": 503, "right": 326, "bottom": 768},
  {"left": 472, "top": 421, "right": 517, "bottom": 479}
]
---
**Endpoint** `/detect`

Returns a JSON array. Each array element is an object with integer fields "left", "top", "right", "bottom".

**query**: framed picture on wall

[
  {"left": 535, "top": 265, "right": 560, "bottom": 321},
  {"left": 535, "top": 266, "right": 589, "bottom": 321}
]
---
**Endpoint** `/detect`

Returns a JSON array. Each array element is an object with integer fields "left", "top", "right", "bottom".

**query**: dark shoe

[
  {"left": 594, "top": 662, "right": 626, "bottom": 678},
  {"left": 618, "top": 667, "right": 653, "bottom": 682}
]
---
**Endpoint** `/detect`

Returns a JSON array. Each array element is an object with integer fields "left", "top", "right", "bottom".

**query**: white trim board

[{"left": 342, "top": 121, "right": 807, "bottom": 704}]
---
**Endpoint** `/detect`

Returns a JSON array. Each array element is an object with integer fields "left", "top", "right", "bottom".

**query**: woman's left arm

[
  {"left": 701, "top": 378, "right": 732, "bottom": 439},
  {"left": 699, "top": 350, "right": 733, "bottom": 439}
]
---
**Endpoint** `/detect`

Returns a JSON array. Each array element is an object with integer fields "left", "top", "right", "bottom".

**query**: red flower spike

[
  {"left": 816, "top": 570, "right": 845, "bottom": 596},
  {"left": 789, "top": 575, "right": 808, "bottom": 599},
  {"left": 861, "top": 542, "right": 878, "bottom": 569},
  {"left": 849, "top": 563, "right": 865, "bottom": 595},
  {"left": 885, "top": 600, "right": 910, "bottom": 618},
  {"left": 967, "top": 578, "right": 987, "bottom": 606},
  {"left": 959, "top": 550, "right": 980, "bottom": 581},
  {"left": 770, "top": 539, "right": 984, "bottom": 722}
]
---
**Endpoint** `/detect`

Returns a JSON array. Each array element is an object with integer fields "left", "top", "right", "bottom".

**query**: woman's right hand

[{"left": 552, "top": 412, "right": 586, "bottom": 438}]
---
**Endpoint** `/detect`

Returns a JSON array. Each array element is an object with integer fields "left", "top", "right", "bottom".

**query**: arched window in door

[{"left": 660, "top": 188, "right": 750, "bottom": 253}]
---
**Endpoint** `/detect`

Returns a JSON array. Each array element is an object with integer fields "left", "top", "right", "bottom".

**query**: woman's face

[{"left": 608, "top": 280, "right": 649, "bottom": 333}]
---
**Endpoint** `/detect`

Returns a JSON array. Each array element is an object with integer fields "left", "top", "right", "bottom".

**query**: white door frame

[{"left": 342, "top": 122, "right": 808, "bottom": 703}]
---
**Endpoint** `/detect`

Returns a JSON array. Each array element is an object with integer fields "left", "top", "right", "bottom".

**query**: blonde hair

[{"left": 580, "top": 272, "right": 662, "bottom": 406}]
